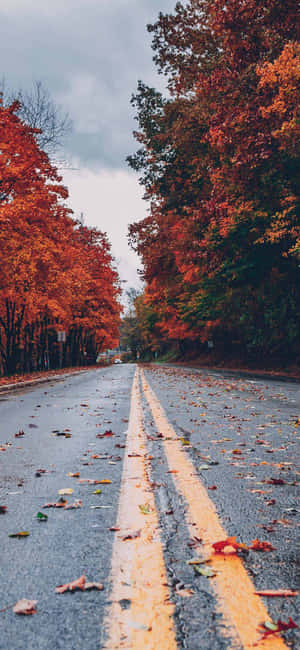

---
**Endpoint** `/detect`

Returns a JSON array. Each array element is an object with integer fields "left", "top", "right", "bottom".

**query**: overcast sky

[{"left": 0, "top": 0, "right": 176, "bottom": 296}]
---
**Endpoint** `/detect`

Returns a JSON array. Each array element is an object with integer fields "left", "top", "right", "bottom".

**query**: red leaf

[
  {"left": 212, "top": 536, "right": 248, "bottom": 553},
  {"left": 258, "top": 617, "right": 298, "bottom": 639},
  {"left": 255, "top": 590, "right": 298, "bottom": 597},
  {"left": 249, "top": 539, "right": 275, "bottom": 552}
]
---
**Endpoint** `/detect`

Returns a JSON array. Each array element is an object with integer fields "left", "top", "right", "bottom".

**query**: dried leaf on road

[
  {"left": 13, "top": 599, "right": 37, "bottom": 615},
  {"left": 194, "top": 565, "right": 216, "bottom": 577},
  {"left": 120, "top": 529, "right": 141, "bottom": 541},
  {"left": 255, "top": 590, "right": 298, "bottom": 597},
  {"left": 56, "top": 575, "right": 86, "bottom": 593},
  {"left": 56, "top": 574, "right": 104, "bottom": 593},
  {"left": 14, "top": 430, "right": 25, "bottom": 438},
  {"left": 212, "top": 536, "right": 248, "bottom": 554},
  {"left": 249, "top": 539, "right": 275, "bottom": 552},
  {"left": 84, "top": 582, "right": 104, "bottom": 591},
  {"left": 139, "top": 503, "right": 152, "bottom": 515},
  {"left": 258, "top": 617, "right": 298, "bottom": 639},
  {"left": 9, "top": 531, "right": 30, "bottom": 538}
]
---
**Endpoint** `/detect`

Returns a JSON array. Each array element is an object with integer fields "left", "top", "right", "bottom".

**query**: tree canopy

[{"left": 128, "top": 0, "right": 300, "bottom": 360}]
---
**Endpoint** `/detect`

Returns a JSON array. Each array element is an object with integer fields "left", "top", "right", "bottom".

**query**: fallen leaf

[
  {"left": 193, "top": 565, "right": 216, "bottom": 578},
  {"left": 9, "top": 531, "right": 30, "bottom": 538},
  {"left": 187, "top": 536, "right": 203, "bottom": 548},
  {"left": 255, "top": 590, "right": 298, "bottom": 597},
  {"left": 64, "top": 500, "right": 82, "bottom": 509},
  {"left": 55, "top": 574, "right": 86, "bottom": 593},
  {"left": 120, "top": 530, "right": 141, "bottom": 541},
  {"left": 84, "top": 582, "right": 104, "bottom": 591},
  {"left": 249, "top": 539, "right": 275, "bottom": 552},
  {"left": 14, "top": 430, "right": 25, "bottom": 438},
  {"left": 139, "top": 503, "right": 152, "bottom": 515},
  {"left": 13, "top": 599, "right": 37, "bottom": 615},
  {"left": 58, "top": 488, "right": 74, "bottom": 496},
  {"left": 55, "top": 574, "right": 104, "bottom": 594},
  {"left": 258, "top": 617, "right": 298, "bottom": 639},
  {"left": 212, "top": 536, "right": 248, "bottom": 554}
]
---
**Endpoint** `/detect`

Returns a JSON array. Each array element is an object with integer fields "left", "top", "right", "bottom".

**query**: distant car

[{"left": 114, "top": 358, "right": 122, "bottom": 364}]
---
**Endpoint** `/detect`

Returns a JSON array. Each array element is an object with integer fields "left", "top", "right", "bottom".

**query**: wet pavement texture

[
  {"left": 0, "top": 365, "right": 134, "bottom": 650},
  {"left": 0, "top": 362, "right": 299, "bottom": 649},
  {"left": 141, "top": 364, "right": 299, "bottom": 649}
]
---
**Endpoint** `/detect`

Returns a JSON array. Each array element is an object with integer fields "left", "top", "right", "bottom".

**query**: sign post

[{"left": 57, "top": 331, "right": 66, "bottom": 369}]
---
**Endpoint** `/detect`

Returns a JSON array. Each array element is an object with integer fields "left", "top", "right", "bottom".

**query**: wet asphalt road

[{"left": 0, "top": 363, "right": 299, "bottom": 649}]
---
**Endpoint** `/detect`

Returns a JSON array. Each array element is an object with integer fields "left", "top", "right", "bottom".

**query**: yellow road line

[
  {"left": 141, "top": 368, "right": 288, "bottom": 650},
  {"left": 103, "top": 369, "right": 177, "bottom": 650}
]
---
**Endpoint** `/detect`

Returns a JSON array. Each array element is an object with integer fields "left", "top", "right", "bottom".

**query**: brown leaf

[
  {"left": 249, "top": 539, "right": 275, "bottom": 552},
  {"left": 13, "top": 599, "right": 37, "bottom": 615},
  {"left": 119, "top": 529, "right": 141, "bottom": 541},
  {"left": 255, "top": 590, "right": 298, "bottom": 597},
  {"left": 84, "top": 582, "right": 104, "bottom": 591},
  {"left": 56, "top": 574, "right": 86, "bottom": 593}
]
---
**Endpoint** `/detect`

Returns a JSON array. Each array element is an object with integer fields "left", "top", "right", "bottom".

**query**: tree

[
  {"left": 0, "top": 98, "right": 121, "bottom": 375},
  {"left": 0, "top": 80, "right": 71, "bottom": 155},
  {"left": 128, "top": 0, "right": 300, "bottom": 360}
]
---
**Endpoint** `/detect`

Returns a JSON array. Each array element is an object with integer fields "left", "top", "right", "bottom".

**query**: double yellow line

[{"left": 103, "top": 368, "right": 287, "bottom": 649}]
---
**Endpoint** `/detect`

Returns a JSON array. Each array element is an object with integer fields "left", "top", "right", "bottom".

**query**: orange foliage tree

[
  {"left": 128, "top": 0, "right": 300, "bottom": 360},
  {"left": 0, "top": 99, "right": 121, "bottom": 375}
]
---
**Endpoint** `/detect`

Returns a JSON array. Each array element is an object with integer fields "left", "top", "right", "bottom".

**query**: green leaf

[
  {"left": 36, "top": 512, "right": 48, "bottom": 521},
  {"left": 193, "top": 565, "right": 216, "bottom": 578},
  {"left": 139, "top": 504, "right": 151, "bottom": 515},
  {"left": 263, "top": 621, "right": 278, "bottom": 631}
]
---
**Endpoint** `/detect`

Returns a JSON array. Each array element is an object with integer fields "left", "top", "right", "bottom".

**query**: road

[{"left": 0, "top": 363, "right": 299, "bottom": 649}]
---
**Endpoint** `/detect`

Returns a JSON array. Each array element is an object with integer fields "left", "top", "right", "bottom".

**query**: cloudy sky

[{"left": 0, "top": 0, "right": 176, "bottom": 295}]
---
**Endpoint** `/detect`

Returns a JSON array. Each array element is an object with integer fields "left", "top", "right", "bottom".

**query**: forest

[
  {"left": 126, "top": 0, "right": 300, "bottom": 365},
  {"left": 0, "top": 97, "right": 121, "bottom": 376}
]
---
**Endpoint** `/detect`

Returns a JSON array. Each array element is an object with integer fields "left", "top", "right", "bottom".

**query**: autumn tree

[
  {"left": 0, "top": 98, "right": 121, "bottom": 375},
  {"left": 128, "top": 0, "right": 300, "bottom": 360}
]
